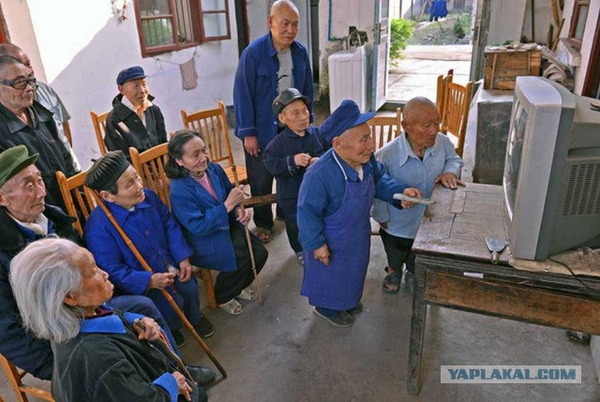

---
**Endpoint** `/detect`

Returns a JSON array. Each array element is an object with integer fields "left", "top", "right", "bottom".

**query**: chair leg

[
  {"left": 199, "top": 269, "right": 217, "bottom": 310},
  {"left": 0, "top": 354, "right": 30, "bottom": 402}
]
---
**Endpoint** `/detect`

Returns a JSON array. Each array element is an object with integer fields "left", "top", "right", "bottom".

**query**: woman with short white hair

[{"left": 10, "top": 237, "right": 205, "bottom": 402}]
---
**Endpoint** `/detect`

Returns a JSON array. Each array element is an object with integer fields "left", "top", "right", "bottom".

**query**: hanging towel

[{"left": 180, "top": 57, "right": 199, "bottom": 90}]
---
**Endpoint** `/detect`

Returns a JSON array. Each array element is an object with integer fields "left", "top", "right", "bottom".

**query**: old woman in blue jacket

[{"left": 166, "top": 130, "right": 268, "bottom": 316}]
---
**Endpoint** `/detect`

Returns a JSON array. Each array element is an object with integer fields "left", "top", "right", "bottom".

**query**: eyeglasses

[{"left": 0, "top": 76, "right": 37, "bottom": 90}]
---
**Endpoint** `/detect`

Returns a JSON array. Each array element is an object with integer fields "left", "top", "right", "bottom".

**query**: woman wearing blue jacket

[{"left": 166, "top": 130, "right": 268, "bottom": 315}]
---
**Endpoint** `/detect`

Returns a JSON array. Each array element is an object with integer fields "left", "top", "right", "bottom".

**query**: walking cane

[
  {"left": 90, "top": 190, "right": 227, "bottom": 379},
  {"left": 231, "top": 164, "right": 264, "bottom": 306}
]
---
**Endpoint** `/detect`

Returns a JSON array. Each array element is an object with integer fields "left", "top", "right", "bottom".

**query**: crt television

[{"left": 503, "top": 76, "right": 600, "bottom": 260}]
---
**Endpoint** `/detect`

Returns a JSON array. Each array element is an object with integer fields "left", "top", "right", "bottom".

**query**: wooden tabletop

[{"left": 413, "top": 183, "right": 510, "bottom": 264}]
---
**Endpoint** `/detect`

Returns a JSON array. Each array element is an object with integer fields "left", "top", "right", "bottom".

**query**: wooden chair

[
  {"left": 440, "top": 80, "right": 474, "bottom": 158},
  {"left": 368, "top": 107, "right": 403, "bottom": 152},
  {"left": 63, "top": 121, "right": 73, "bottom": 147},
  {"left": 90, "top": 110, "right": 109, "bottom": 155},
  {"left": 0, "top": 354, "right": 53, "bottom": 402},
  {"left": 181, "top": 101, "right": 247, "bottom": 185},
  {"left": 436, "top": 69, "right": 454, "bottom": 114},
  {"left": 128, "top": 144, "right": 217, "bottom": 310},
  {"left": 55, "top": 170, "right": 96, "bottom": 236}
]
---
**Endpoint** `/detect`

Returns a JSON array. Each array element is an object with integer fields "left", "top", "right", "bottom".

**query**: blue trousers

[{"left": 146, "top": 277, "right": 202, "bottom": 332}]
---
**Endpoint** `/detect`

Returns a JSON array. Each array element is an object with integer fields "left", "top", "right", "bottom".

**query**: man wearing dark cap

[
  {"left": 263, "top": 88, "right": 325, "bottom": 265},
  {"left": 0, "top": 55, "right": 78, "bottom": 211},
  {"left": 105, "top": 66, "right": 167, "bottom": 157},
  {"left": 84, "top": 151, "right": 215, "bottom": 345},
  {"left": 297, "top": 100, "right": 420, "bottom": 327},
  {"left": 0, "top": 146, "right": 200, "bottom": 382}
]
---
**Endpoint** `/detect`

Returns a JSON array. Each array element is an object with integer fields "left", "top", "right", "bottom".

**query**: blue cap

[
  {"left": 319, "top": 100, "right": 375, "bottom": 142},
  {"left": 116, "top": 66, "right": 146, "bottom": 86}
]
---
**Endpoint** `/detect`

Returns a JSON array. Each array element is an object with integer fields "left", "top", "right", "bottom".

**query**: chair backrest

[
  {"left": 90, "top": 111, "right": 109, "bottom": 155},
  {"left": 181, "top": 101, "right": 234, "bottom": 168},
  {"left": 63, "top": 121, "right": 73, "bottom": 147},
  {"left": 440, "top": 80, "right": 474, "bottom": 158},
  {"left": 129, "top": 143, "right": 171, "bottom": 209},
  {"left": 436, "top": 69, "right": 454, "bottom": 115},
  {"left": 0, "top": 353, "right": 54, "bottom": 401},
  {"left": 368, "top": 107, "right": 402, "bottom": 152},
  {"left": 55, "top": 170, "right": 96, "bottom": 236}
]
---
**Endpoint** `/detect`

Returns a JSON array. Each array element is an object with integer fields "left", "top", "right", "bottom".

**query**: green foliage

[
  {"left": 390, "top": 18, "right": 415, "bottom": 60},
  {"left": 452, "top": 13, "right": 471, "bottom": 39}
]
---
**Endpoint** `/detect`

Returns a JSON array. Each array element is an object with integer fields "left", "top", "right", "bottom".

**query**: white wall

[
  {"left": 487, "top": 0, "right": 526, "bottom": 44},
  {"left": 573, "top": 0, "right": 599, "bottom": 95},
  {"left": 2, "top": 0, "right": 239, "bottom": 169}
]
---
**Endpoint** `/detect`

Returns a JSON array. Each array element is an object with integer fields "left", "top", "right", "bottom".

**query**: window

[
  {"left": 135, "top": 0, "right": 231, "bottom": 57},
  {"left": 568, "top": 0, "right": 589, "bottom": 50}
]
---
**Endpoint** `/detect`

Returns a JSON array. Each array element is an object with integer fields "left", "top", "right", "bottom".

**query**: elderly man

[
  {"left": 233, "top": 0, "right": 313, "bottom": 242},
  {"left": 0, "top": 146, "right": 216, "bottom": 386},
  {"left": 0, "top": 43, "right": 80, "bottom": 172},
  {"left": 84, "top": 151, "right": 214, "bottom": 345},
  {"left": 263, "top": 88, "right": 325, "bottom": 263},
  {"left": 297, "top": 100, "right": 420, "bottom": 327},
  {"left": 373, "top": 97, "right": 464, "bottom": 293},
  {"left": 0, "top": 55, "right": 77, "bottom": 210},
  {"left": 105, "top": 66, "right": 167, "bottom": 157}
]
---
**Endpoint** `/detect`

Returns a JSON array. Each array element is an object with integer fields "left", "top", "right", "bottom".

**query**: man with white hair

[{"left": 233, "top": 0, "right": 314, "bottom": 242}]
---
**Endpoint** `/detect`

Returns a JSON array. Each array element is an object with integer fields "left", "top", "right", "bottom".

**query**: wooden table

[{"left": 407, "top": 183, "right": 600, "bottom": 395}]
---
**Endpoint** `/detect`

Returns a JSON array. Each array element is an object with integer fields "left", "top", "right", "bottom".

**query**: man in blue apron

[{"left": 297, "top": 100, "right": 421, "bottom": 327}]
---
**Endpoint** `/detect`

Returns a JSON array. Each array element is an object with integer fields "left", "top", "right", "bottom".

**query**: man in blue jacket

[
  {"left": 84, "top": 151, "right": 215, "bottom": 346},
  {"left": 233, "top": 0, "right": 313, "bottom": 242}
]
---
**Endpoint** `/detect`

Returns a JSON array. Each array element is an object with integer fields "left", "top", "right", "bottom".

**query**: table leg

[{"left": 407, "top": 261, "right": 427, "bottom": 395}]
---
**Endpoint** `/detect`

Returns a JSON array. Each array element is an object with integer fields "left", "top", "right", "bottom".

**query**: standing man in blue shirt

[
  {"left": 233, "top": 0, "right": 314, "bottom": 243},
  {"left": 297, "top": 100, "right": 420, "bottom": 328},
  {"left": 373, "top": 97, "right": 463, "bottom": 293}
]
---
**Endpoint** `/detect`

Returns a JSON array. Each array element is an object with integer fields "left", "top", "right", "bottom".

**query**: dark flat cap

[
  {"left": 116, "top": 66, "right": 146, "bottom": 86},
  {"left": 0, "top": 145, "right": 39, "bottom": 188},
  {"left": 85, "top": 151, "right": 130, "bottom": 191},
  {"left": 318, "top": 99, "right": 375, "bottom": 142},
  {"left": 272, "top": 88, "right": 310, "bottom": 115}
]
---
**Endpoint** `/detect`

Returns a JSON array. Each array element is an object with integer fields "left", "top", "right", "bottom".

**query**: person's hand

[
  {"left": 224, "top": 185, "right": 246, "bottom": 212},
  {"left": 178, "top": 259, "right": 193, "bottom": 282},
  {"left": 133, "top": 317, "right": 162, "bottom": 341},
  {"left": 401, "top": 187, "right": 421, "bottom": 209},
  {"left": 435, "top": 172, "right": 465, "bottom": 190},
  {"left": 294, "top": 153, "right": 312, "bottom": 167},
  {"left": 236, "top": 206, "right": 252, "bottom": 225},
  {"left": 313, "top": 244, "right": 330, "bottom": 266},
  {"left": 308, "top": 157, "right": 319, "bottom": 165},
  {"left": 149, "top": 272, "right": 176, "bottom": 289},
  {"left": 172, "top": 371, "right": 192, "bottom": 401},
  {"left": 244, "top": 136, "right": 260, "bottom": 156}
]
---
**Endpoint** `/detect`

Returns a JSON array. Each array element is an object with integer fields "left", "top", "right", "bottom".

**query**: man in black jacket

[
  {"left": 0, "top": 145, "right": 215, "bottom": 386},
  {"left": 105, "top": 66, "right": 167, "bottom": 157},
  {"left": 0, "top": 55, "right": 77, "bottom": 210}
]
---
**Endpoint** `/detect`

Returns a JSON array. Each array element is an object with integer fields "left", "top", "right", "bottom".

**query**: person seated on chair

[
  {"left": 10, "top": 237, "right": 208, "bottom": 402},
  {"left": 166, "top": 130, "right": 268, "bottom": 316},
  {"left": 0, "top": 145, "right": 211, "bottom": 383},
  {"left": 105, "top": 66, "right": 167, "bottom": 158},
  {"left": 263, "top": 88, "right": 325, "bottom": 266},
  {"left": 84, "top": 151, "right": 215, "bottom": 346},
  {"left": 0, "top": 55, "right": 78, "bottom": 210},
  {"left": 372, "top": 97, "right": 463, "bottom": 294}
]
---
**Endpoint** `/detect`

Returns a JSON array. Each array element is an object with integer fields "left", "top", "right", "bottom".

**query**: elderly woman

[
  {"left": 166, "top": 130, "right": 268, "bottom": 316},
  {"left": 10, "top": 238, "right": 205, "bottom": 402}
]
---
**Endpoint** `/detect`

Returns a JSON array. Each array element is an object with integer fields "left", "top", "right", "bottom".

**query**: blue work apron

[{"left": 301, "top": 152, "right": 375, "bottom": 311}]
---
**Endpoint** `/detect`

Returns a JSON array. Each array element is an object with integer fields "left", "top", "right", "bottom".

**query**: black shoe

[
  {"left": 172, "top": 330, "right": 186, "bottom": 348},
  {"left": 193, "top": 317, "right": 215, "bottom": 339},
  {"left": 313, "top": 308, "right": 354, "bottom": 328},
  {"left": 186, "top": 365, "right": 216, "bottom": 386},
  {"left": 346, "top": 302, "right": 363, "bottom": 315}
]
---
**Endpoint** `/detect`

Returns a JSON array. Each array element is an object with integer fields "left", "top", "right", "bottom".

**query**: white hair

[
  {"left": 10, "top": 238, "right": 85, "bottom": 343},
  {"left": 270, "top": 0, "right": 299, "bottom": 16}
]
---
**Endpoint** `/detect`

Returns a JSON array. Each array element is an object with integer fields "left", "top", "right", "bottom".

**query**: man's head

[
  {"left": 401, "top": 97, "right": 441, "bottom": 152},
  {"left": 116, "top": 66, "right": 149, "bottom": 107},
  {"left": 273, "top": 88, "right": 310, "bottom": 134},
  {"left": 0, "top": 43, "right": 32, "bottom": 68},
  {"left": 0, "top": 55, "right": 36, "bottom": 114},
  {"left": 85, "top": 151, "right": 145, "bottom": 208},
  {"left": 0, "top": 145, "right": 46, "bottom": 223},
  {"left": 321, "top": 100, "right": 376, "bottom": 168},
  {"left": 268, "top": 0, "right": 299, "bottom": 51}
]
